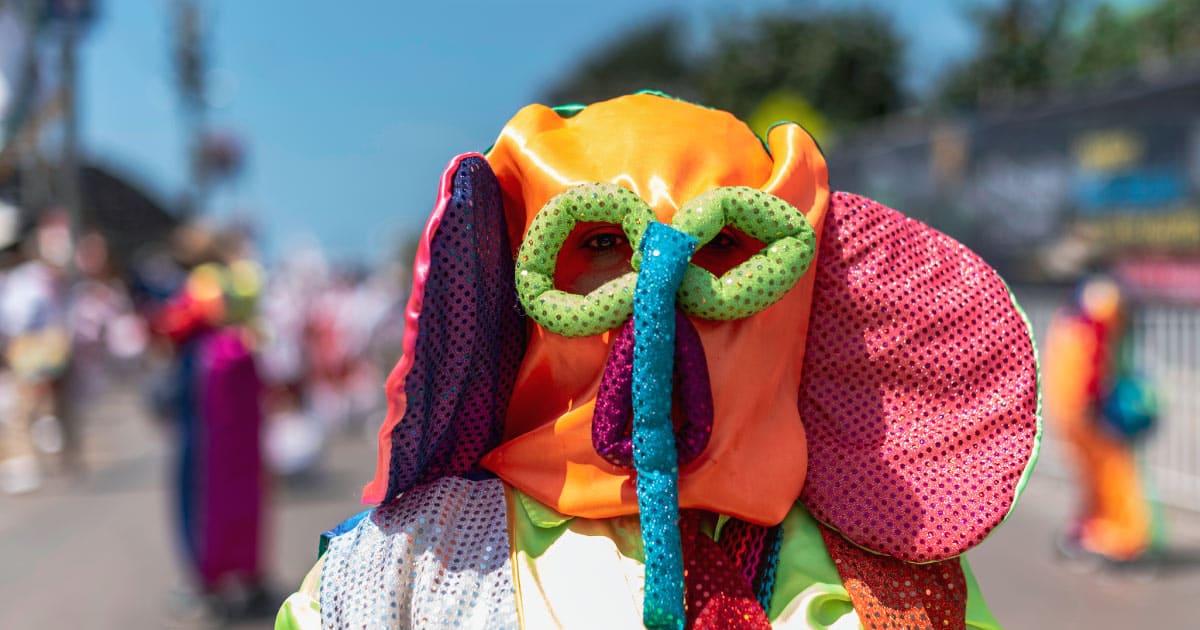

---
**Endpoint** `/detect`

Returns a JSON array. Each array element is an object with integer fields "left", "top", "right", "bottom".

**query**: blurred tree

[
  {"left": 542, "top": 17, "right": 697, "bottom": 106},
  {"left": 546, "top": 1, "right": 1200, "bottom": 124},
  {"left": 1140, "top": 0, "right": 1200, "bottom": 60},
  {"left": 940, "top": 0, "right": 1200, "bottom": 110},
  {"left": 541, "top": 9, "right": 905, "bottom": 142},
  {"left": 936, "top": 0, "right": 1074, "bottom": 110},
  {"left": 1071, "top": 3, "right": 1140, "bottom": 79},
  {"left": 699, "top": 11, "right": 904, "bottom": 134},
  {"left": 1072, "top": 0, "right": 1200, "bottom": 79}
]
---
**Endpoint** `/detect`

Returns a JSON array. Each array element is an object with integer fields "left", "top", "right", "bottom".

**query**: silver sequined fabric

[{"left": 319, "top": 477, "right": 517, "bottom": 629}]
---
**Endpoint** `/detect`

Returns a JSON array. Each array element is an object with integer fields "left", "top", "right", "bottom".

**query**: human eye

[
  {"left": 691, "top": 226, "right": 762, "bottom": 277},
  {"left": 581, "top": 230, "right": 628, "bottom": 252},
  {"left": 555, "top": 223, "right": 634, "bottom": 294},
  {"left": 707, "top": 229, "right": 739, "bottom": 250}
]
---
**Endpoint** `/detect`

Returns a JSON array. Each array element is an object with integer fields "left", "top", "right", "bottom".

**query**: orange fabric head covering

[
  {"left": 479, "top": 94, "right": 829, "bottom": 525},
  {"left": 360, "top": 94, "right": 1039, "bottom": 564}
]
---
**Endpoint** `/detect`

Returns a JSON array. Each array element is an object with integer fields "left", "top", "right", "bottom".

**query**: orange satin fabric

[
  {"left": 1043, "top": 310, "right": 1151, "bottom": 560},
  {"left": 480, "top": 94, "right": 830, "bottom": 525}
]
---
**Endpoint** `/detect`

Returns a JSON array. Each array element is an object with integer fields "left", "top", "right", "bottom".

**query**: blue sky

[{"left": 78, "top": 0, "right": 1023, "bottom": 263}]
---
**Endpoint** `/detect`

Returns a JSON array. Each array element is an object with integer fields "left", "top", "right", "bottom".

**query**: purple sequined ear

[
  {"left": 381, "top": 157, "right": 527, "bottom": 501},
  {"left": 592, "top": 310, "right": 713, "bottom": 468}
]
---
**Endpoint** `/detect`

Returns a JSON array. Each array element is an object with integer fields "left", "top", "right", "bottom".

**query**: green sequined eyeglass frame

[{"left": 515, "top": 183, "right": 817, "bottom": 338}]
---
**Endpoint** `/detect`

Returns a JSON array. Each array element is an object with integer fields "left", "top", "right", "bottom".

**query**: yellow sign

[
  {"left": 1078, "top": 208, "right": 1200, "bottom": 250},
  {"left": 1073, "top": 129, "right": 1144, "bottom": 172}
]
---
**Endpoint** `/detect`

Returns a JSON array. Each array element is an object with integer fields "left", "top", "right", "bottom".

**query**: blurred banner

[{"left": 828, "top": 68, "right": 1200, "bottom": 300}]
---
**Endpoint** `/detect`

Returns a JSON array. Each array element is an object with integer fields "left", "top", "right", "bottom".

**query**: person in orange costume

[
  {"left": 1044, "top": 275, "right": 1153, "bottom": 563},
  {"left": 278, "top": 93, "right": 1040, "bottom": 629}
]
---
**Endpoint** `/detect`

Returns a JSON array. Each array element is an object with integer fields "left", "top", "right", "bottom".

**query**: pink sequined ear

[{"left": 798, "top": 192, "right": 1040, "bottom": 563}]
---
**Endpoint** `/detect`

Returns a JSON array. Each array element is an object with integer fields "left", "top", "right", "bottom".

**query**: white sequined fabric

[{"left": 319, "top": 476, "right": 517, "bottom": 629}]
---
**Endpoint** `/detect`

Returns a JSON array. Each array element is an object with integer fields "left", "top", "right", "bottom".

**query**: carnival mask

[{"left": 362, "top": 94, "right": 1039, "bottom": 572}]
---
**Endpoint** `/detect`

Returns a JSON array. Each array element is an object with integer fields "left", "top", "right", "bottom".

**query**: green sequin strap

[{"left": 515, "top": 183, "right": 655, "bottom": 338}]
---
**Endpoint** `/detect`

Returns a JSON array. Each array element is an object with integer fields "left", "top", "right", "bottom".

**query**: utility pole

[
  {"left": 170, "top": 1, "right": 242, "bottom": 220},
  {"left": 172, "top": 0, "right": 206, "bottom": 217},
  {"left": 48, "top": 0, "right": 96, "bottom": 271},
  {"left": 60, "top": 12, "right": 80, "bottom": 256}
]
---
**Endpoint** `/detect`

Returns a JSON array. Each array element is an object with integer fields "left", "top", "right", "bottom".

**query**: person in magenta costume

[{"left": 153, "top": 227, "right": 270, "bottom": 615}]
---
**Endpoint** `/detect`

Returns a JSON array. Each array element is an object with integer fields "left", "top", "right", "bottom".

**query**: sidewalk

[
  {"left": 971, "top": 471, "right": 1200, "bottom": 629},
  {"left": 0, "top": 385, "right": 375, "bottom": 630},
  {"left": 1, "top": 385, "right": 1197, "bottom": 628}
]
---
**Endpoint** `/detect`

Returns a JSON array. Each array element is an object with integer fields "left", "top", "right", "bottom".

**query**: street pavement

[
  {"left": 0, "top": 384, "right": 376, "bottom": 629},
  {"left": 1, "top": 385, "right": 1197, "bottom": 629}
]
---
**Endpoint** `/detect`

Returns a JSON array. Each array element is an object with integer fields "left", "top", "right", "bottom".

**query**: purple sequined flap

[{"left": 384, "top": 157, "right": 527, "bottom": 500}]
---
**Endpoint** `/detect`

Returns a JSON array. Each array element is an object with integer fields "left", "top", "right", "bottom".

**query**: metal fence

[{"left": 1014, "top": 287, "right": 1200, "bottom": 511}]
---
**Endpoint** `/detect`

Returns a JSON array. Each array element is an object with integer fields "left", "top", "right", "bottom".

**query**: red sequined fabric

[
  {"left": 819, "top": 524, "right": 967, "bottom": 630},
  {"left": 681, "top": 511, "right": 772, "bottom": 630},
  {"left": 799, "top": 192, "right": 1039, "bottom": 563},
  {"left": 716, "top": 518, "right": 781, "bottom": 606}
]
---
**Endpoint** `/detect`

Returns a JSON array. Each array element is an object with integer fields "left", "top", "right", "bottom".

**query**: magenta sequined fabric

[
  {"left": 717, "top": 518, "right": 782, "bottom": 609},
  {"left": 383, "top": 157, "right": 527, "bottom": 500},
  {"left": 681, "top": 512, "right": 772, "bottom": 630},
  {"left": 592, "top": 310, "right": 714, "bottom": 469},
  {"left": 798, "top": 192, "right": 1039, "bottom": 563}
]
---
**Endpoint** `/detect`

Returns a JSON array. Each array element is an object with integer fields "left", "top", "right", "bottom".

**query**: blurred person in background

[
  {"left": 259, "top": 252, "right": 398, "bottom": 479},
  {"left": 360, "top": 258, "right": 409, "bottom": 380},
  {"left": 128, "top": 242, "right": 190, "bottom": 423},
  {"left": 0, "top": 210, "right": 73, "bottom": 494},
  {"left": 259, "top": 245, "right": 328, "bottom": 478},
  {"left": 56, "top": 230, "right": 149, "bottom": 471},
  {"left": 152, "top": 222, "right": 273, "bottom": 618},
  {"left": 304, "top": 263, "right": 389, "bottom": 433},
  {"left": 1044, "top": 273, "right": 1160, "bottom": 566},
  {"left": 67, "top": 230, "right": 147, "bottom": 388}
]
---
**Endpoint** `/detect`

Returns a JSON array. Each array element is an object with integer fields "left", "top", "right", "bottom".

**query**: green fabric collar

[{"left": 515, "top": 489, "right": 574, "bottom": 528}]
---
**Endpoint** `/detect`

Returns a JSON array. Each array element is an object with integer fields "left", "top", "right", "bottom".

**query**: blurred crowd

[
  {"left": 0, "top": 202, "right": 408, "bottom": 618},
  {"left": 0, "top": 208, "right": 138, "bottom": 493},
  {"left": 0, "top": 204, "right": 407, "bottom": 496}
]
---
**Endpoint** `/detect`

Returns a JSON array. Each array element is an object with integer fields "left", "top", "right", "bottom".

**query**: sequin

[
  {"left": 592, "top": 310, "right": 714, "bottom": 468},
  {"left": 383, "top": 157, "right": 526, "bottom": 502},
  {"left": 681, "top": 512, "right": 772, "bottom": 629},
  {"left": 515, "top": 182, "right": 817, "bottom": 336},
  {"left": 631, "top": 222, "right": 697, "bottom": 630},
  {"left": 319, "top": 477, "right": 517, "bottom": 629},
  {"left": 672, "top": 186, "right": 817, "bottom": 320},
  {"left": 799, "top": 192, "right": 1040, "bottom": 563},
  {"left": 716, "top": 518, "right": 783, "bottom": 611},
  {"left": 515, "top": 183, "right": 655, "bottom": 337},
  {"left": 819, "top": 523, "right": 967, "bottom": 630}
]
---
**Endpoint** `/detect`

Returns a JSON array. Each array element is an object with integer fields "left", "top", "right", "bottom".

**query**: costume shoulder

[{"left": 283, "top": 476, "right": 518, "bottom": 630}]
